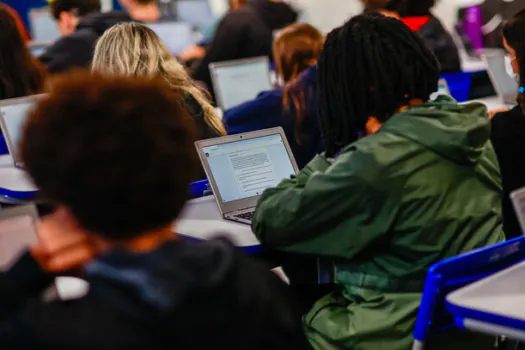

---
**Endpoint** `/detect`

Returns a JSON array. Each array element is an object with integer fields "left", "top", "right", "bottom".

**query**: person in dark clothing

[
  {"left": 39, "top": 0, "right": 132, "bottom": 74},
  {"left": 385, "top": 0, "right": 462, "bottom": 73},
  {"left": 0, "top": 72, "right": 311, "bottom": 350},
  {"left": 491, "top": 9, "right": 525, "bottom": 239},
  {"left": 192, "top": 0, "right": 298, "bottom": 97},
  {"left": 224, "top": 23, "right": 324, "bottom": 168}
]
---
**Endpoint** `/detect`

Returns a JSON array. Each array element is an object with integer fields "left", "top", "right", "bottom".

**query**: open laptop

[
  {"left": 148, "top": 21, "right": 195, "bottom": 55},
  {"left": 0, "top": 95, "right": 44, "bottom": 169},
  {"left": 482, "top": 52, "right": 519, "bottom": 106},
  {"left": 511, "top": 188, "right": 525, "bottom": 235},
  {"left": 209, "top": 57, "right": 272, "bottom": 111},
  {"left": 195, "top": 128, "right": 299, "bottom": 225},
  {"left": 29, "top": 8, "right": 61, "bottom": 43},
  {"left": 28, "top": 41, "right": 51, "bottom": 58}
]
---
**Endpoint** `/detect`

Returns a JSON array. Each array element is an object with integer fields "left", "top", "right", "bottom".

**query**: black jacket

[
  {"left": 0, "top": 238, "right": 311, "bottom": 350},
  {"left": 417, "top": 16, "right": 461, "bottom": 73},
  {"left": 491, "top": 106, "right": 525, "bottom": 239},
  {"left": 192, "top": 0, "right": 298, "bottom": 96},
  {"left": 39, "top": 12, "right": 133, "bottom": 74}
]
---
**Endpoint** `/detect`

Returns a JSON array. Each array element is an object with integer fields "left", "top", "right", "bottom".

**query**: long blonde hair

[{"left": 92, "top": 22, "right": 225, "bottom": 135}]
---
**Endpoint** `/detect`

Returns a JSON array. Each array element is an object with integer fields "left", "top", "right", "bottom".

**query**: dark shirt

[
  {"left": 224, "top": 66, "right": 323, "bottom": 168},
  {"left": 491, "top": 106, "right": 525, "bottom": 238},
  {"left": 0, "top": 238, "right": 311, "bottom": 350}
]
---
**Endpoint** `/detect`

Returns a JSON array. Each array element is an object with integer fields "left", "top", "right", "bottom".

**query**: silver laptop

[
  {"left": 148, "top": 21, "right": 195, "bottom": 55},
  {"left": 482, "top": 52, "right": 519, "bottom": 106},
  {"left": 209, "top": 57, "right": 272, "bottom": 111},
  {"left": 511, "top": 187, "right": 525, "bottom": 235},
  {"left": 29, "top": 7, "right": 61, "bottom": 43},
  {"left": 195, "top": 127, "right": 299, "bottom": 225},
  {"left": 0, "top": 95, "right": 44, "bottom": 168}
]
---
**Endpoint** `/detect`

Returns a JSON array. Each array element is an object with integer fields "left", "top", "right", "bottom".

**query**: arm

[{"left": 252, "top": 150, "right": 397, "bottom": 258}]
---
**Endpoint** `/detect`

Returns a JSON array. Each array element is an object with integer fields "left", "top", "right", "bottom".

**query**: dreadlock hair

[{"left": 318, "top": 13, "right": 440, "bottom": 157}]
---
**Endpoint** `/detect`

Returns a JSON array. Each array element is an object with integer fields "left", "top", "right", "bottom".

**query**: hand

[
  {"left": 32, "top": 208, "right": 108, "bottom": 274},
  {"left": 179, "top": 45, "right": 206, "bottom": 62},
  {"left": 489, "top": 108, "right": 509, "bottom": 119}
]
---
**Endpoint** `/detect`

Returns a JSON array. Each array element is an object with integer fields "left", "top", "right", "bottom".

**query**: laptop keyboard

[{"left": 235, "top": 211, "right": 255, "bottom": 221}]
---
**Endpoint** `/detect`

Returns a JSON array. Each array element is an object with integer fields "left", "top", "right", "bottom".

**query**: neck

[
  {"left": 127, "top": 3, "right": 160, "bottom": 22},
  {"left": 114, "top": 226, "right": 176, "bottom": 253}
]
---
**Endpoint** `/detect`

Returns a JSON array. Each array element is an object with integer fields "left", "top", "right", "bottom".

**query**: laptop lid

[
  {"left": 195, "top": 127, "right": 299, "bottom": 215},
  {"left": 0, "top": 95, "right": 44, "bottom": 168},
  {"left": 148, "top": 21, "right": 195, "bottom": 55},
  {"left": 482, "top": 52, "right": 518, "bottom": 104},
  {"left": 511, "top": 187, "right": 525, "bottom": 235},
  {"left": 29, "top": 8, "right": 61, "bottom": 43},
  {"left": 176, "top": 0, "right": 216, "bottom": 31},
  {"left": 209, "top": 57, "right": 272, "bottom": 111}
]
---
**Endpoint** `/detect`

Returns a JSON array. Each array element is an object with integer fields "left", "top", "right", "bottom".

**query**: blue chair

[
  {"left": 413, "top": 237, "right": 525, "bottom": 350},
  {"left": 189, "top": 179, "right": 211, "bottom": 199}
]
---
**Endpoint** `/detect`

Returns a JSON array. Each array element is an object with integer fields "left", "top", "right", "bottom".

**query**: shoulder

[
  {"left": 225, "top": 90, "right": 283, "bottom": 119},
  {"left": 492, "top": 106, "right": 523, "bottom": 138}
]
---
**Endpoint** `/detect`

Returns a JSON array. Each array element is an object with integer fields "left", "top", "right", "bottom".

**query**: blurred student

[
  {"left": 0, "top": 2, "right": 30, "bottom": 41},
  {"left": 40, "top": 0, "right": 131, "bottom": 74},
  {"left": 192, "top": 0, "right": 298, "bottom": 97},
  {"left": 252, "top": 14, "right": 504, "bottom": 349},
  {"left": 224, "top": 23, "right": 324, "bottom": 168},
  {"left": 491, "top": 9, "right": 525, "bottom": 238},
  {"left": 0, "top": 6, "right": 46, "bottom": 100},
  {"left": 93, "top": 22, "right": 225, "bottom": 140},
  {"left": 180, "top": 0, "right": 249, "bottom": 63},
  {"left": 0, "top": 72, "right": 311, "bottom": 350},
  {"left": 386, "top": 0, "right": 461, "bottom": 72},
  {"left": 118, "top": 0, "right": 160, "bottom": 23}
]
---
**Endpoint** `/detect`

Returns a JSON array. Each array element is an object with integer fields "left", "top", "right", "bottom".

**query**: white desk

[
  {"left": 447, "top": 260, "right": 525, "bottom": 341},
  {"left": 175, "top": 195, "right": 261, "bottom": 249}
]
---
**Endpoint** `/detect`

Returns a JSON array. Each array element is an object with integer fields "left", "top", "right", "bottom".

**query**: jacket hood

[
  {"left": 85, "top": 238, "right": 238, "bottom": 325},
  {"left": 77, "top": 11, "right": 133, "bottom": 36},
  {"left": 380, "top": 96, "right": 491, "bottom": 165},
  {"left": 251, "top": 0, "right": 298, "bottom": 31}
]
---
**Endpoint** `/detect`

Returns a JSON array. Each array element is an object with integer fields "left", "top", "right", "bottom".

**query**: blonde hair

[{"left": 92, "top": 22, "right": 225, "bottom": 135}]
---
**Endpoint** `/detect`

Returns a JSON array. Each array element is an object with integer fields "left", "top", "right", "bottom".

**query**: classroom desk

[{"left": 447, "top": 260, "right": 525, "bottom": 342}]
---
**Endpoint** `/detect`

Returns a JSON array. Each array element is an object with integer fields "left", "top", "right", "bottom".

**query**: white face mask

[{"left": 505, "top": 55, "right": 520, "bottom": 83}]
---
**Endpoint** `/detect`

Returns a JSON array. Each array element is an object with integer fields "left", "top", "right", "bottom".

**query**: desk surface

[
  {"left": 466, "top": 96, "right": 512, "bottom": 112},
  {"left": 175, "top": 195, "right": 261, "bottom": 248}
]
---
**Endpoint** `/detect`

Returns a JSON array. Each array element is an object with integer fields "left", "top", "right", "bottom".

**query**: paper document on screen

[
  {"left": 228, "top": 149, "right": 277, "bottom": 196},
  {"left": 0, "top": 216, "right": 37, "bottom": 271}
]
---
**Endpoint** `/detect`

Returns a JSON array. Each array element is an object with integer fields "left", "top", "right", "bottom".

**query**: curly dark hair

[
  {"left": 50, "top": 0, "right": 101, "bottom": 20},
  {"left": 21, "top": 72, "right": 198, "bottom": 239}
]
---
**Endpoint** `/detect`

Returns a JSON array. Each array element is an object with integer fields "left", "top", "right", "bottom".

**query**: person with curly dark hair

[{"left": 0, "top": 72, "right": 310, "bottom": 350}]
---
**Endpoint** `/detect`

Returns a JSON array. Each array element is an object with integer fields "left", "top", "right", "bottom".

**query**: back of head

[
  {"left": 50, "top": 0, "right": 101, "bottom": 20},
  {"left": 93, "top": 22, "right": 225, "bottom": 135},
  {"left": 385, "top": 0, "right": 435, "bottom": 16},
  {"left": 0, "top": 5, "right": 46, "bottom": 100},
  {"left": 503, "top": 9, "right": 525, "bottom": 114},
  {"left": 21, "top": 72, "right": 197, "bottom": 239},
  {"left": 318, "top": 13, "right": 440, "bottom": 157}
]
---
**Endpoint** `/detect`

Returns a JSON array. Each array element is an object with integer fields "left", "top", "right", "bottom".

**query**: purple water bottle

[{"left": 464, "top": 6, "right": 483, "bottom": 51}]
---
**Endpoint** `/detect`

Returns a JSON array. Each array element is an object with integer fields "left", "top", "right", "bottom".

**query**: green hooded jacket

[{"left": 252, "top": 97, "right": 505, "bottom": 350}]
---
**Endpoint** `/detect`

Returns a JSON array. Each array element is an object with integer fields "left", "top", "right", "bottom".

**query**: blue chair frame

[
  {"left": 413, "top": 237, "right": 525, "bottom": 350},
  {"left": 189, "top": 179, "right": 211, "bottom": 199}
]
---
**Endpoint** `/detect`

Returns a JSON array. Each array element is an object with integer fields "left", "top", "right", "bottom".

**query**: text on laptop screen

[
  {"left": 213, "top": 60, "right": 272, "bottom": 110},
  {"left": 202, "top": 134, "right": 295, "bottom": 203},
  {"left": 1, "top": 102, "right": 33, "bottom": 161}
]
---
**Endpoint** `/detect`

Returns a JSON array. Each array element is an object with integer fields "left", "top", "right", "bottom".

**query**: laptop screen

[
  {"left": 212, "top": 59, "right": 272, "bottom": 111},
  {"left": 0, "top": 100, "right": 35, "bottom": 164},
  {"left": 176, "top": 0, "right": 216, "bottom": 31},
  {"left": 485, "top": 54, "right": 518, "bottom": 100},
  {"left": 148, "top": 22, "right": 194, "bottom": 55},
  {"left": 202, "top": 133, "right": 296, "bottom": 203}
]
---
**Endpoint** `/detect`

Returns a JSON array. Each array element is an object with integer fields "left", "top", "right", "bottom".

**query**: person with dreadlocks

[{"left": 252, "top": 13, "right": 504, "bottom": 350}]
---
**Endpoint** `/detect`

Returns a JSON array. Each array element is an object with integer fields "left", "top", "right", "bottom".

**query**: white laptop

[
  {"left": 209, "top": 57, "right": 272, "bottom": 111},
  {"left": 148, "top": 21, "right": 195, "bottom": 55},
  {"left": 195, "top": 127, "right": 299, "bottom": 225},
  {"left": 0, "top": 95, "right": 43, "bottom": 169},
  {"left": 482, "top": 52, "right": 519, "bottom": 106}
]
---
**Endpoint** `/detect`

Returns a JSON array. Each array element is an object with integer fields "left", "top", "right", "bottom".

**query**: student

[
  {"left": 180, "top": 0, "right": 249, "bottom": 63},
  {"left": 224, "top": 23, "right": 324, "bottom": 168},
  {"left": 118, "top": 0, "right": 160, "bottom": 23},
  {"left": 386, "top": 0, "right": 461, "bottom": 73},
  {"left": 491, "top": 9, "right": 525, "bottom": 239},
  {"left": 92, "top": 22, "right": 225, "bottom": 140},
  {"left": 192, "top": 0, "right": 298, "bottom": 97},
  {"left": 0, "top": 2, "right": 29, "bottom": 41},
  {"left": 0, "top": 72, "right": 311, "bottom": 350},
  {"left": 252, "top": 14, "right": 504, "bottom": 350},
  {"left": 0, "top": 6, "right": 46, "bottom": 100},
  {"left": 39, "top": 0, "right": 132, "bottom": 74}
]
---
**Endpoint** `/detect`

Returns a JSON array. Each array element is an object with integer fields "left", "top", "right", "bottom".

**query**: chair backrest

[
  {"left": 190, "top": 179, "right": 211, "bottom": 199},
  {"left": 413, "top": 237, "right": 525, "bottom": 349}
]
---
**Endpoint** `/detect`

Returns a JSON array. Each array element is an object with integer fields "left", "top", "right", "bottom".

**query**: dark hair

[
  {"left": 50, "top": 0, "right": 101, "bottom": 20},
  {"left": 385, "top": 0, "right": 436, "bottom": 16},
  {"left": 0, "top": 6, "right": 46, "bottom": 100},
  {"left": 318, "top": 13, "right": 440, "bottom": 157},
  {"left": 21, "top": 72, "right": 198, "bottom": 239},
  {"left": 273, "top": 23, "right": 324, "bottom": 145},
  {"left": 503, "top": 9, "right": 525, "bottom": 115}
]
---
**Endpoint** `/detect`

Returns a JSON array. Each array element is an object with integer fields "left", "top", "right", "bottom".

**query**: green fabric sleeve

[{"left": 252, "top": 152, "right": 397, "bottom": 258}]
